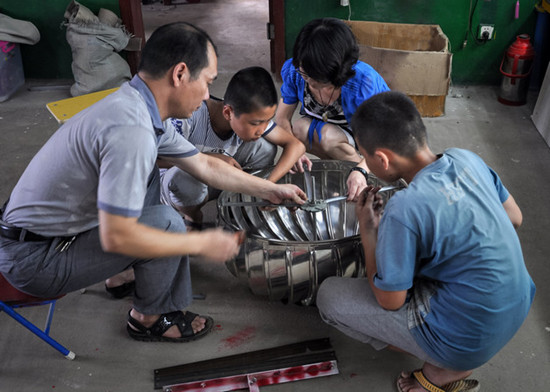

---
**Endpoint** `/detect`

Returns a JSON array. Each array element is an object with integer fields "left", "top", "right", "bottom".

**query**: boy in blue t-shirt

[{"left": 316, "top": 91, "right": 535, "bottom": 392}]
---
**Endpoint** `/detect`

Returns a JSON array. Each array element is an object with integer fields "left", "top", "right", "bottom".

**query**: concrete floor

[{"left": 1, "top": 1, "right": 550, "bottom": 391}]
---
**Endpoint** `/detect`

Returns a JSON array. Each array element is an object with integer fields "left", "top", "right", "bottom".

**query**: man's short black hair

[
  {"left": 292, "top": 18, "right": 358, "bottom": 87},
  {"left": 224, "top": 67, "right": 278, "bottom": 117},
  {"left": 139, "top": 22, "right": 217, "bottom": 80},
  {"left": 352, "top": 91, "right": 427, "bottom": 158}
]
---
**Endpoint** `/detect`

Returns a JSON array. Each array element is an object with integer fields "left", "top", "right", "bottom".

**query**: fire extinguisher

[{"left": 498, "top": 34, "right": 535, "bottom": 105}]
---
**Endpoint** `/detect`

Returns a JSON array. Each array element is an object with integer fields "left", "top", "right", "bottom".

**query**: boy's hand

[
  {"left": 356, "top": 186, "right": 384, "bottom": 232},
  {"left": 289, "top": 154, "right": 313, "bottom": 173},
  {"left": 207, "top": 152, "right": 242, "bottom": 170}
]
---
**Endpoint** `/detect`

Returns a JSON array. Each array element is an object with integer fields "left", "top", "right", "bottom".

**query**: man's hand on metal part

[
  {"left": 197, "top": 228, "right": 242, "bottom": 262},
  {"left": 265, "top": 184, "right": 307, "bottom": 206}
]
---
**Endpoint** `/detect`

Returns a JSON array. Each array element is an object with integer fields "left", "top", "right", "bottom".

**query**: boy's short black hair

[
  {"left": 292, "top": 18, "right": 358, "bottom": 87},
  {"left": 139, "top": 22, "right": 217, "bottom": 80},
  {"left": 352, "top": 91, "right": 427, "bottom": 158},
  {"left": 224, "top": 67, "right": 278, "bottom": 116}
]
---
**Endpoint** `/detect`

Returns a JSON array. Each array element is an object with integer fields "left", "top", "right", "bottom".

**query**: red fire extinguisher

[{"left": 498, "top": 34, "right": 535, "bottom": 105}]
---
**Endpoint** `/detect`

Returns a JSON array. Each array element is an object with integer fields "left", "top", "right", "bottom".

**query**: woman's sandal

[
  {"left": 105, "top": 281, "right": 135, "bottom": 299},
  {"left": 397, "top": 369, "right": 480, "bottom": 392},
  {"left": 126, "top": 310, "right": 213, "bottom": 343}
]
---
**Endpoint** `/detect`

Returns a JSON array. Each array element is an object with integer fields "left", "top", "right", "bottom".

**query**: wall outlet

[{"left": 478, "top": 24, "right": 494, "bottom": 40}]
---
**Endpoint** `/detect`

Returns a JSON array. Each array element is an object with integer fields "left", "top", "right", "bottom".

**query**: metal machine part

[
  {"left": 154, "top": 338, "right": 338, "bottom": 391},
  {"left": 218, "top": 160, "right": 406, "bottom": 305},
  {"left": 220, "top": 186, "right": 401, "bottom": 212}
]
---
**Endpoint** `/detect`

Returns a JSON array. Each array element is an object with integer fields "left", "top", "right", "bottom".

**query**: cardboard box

[
  {"left": 0, "top": 42, "right": 25, "bottom": 102},
  {"left": 345, "top": 20, "right": 452, "bottom": 117}
]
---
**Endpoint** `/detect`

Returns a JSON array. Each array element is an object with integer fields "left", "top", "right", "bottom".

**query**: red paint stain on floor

[{"left": 220, "top": 326, "right": 256, "bottom": 349}]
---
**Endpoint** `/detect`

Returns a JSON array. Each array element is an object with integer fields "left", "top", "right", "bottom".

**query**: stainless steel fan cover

[{"left": 218, "top": 160, "right": 404, "bottom": 305}]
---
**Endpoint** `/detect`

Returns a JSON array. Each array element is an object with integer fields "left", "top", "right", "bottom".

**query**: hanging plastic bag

[{"left": 0, "top": 13, "right": 41, "bottom": 45}]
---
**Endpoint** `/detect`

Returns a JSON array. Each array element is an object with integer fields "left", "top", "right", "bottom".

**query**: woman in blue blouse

[{"left": 275, "top": 17, "right": 389, "bottom": 199}]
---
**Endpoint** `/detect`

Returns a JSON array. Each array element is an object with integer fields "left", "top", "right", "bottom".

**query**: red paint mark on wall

[{"left": 220, "top": 326, "right": 256, "bottom": 349}]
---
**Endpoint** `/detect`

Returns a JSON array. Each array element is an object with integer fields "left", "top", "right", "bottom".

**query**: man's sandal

[
  {"left": 126, "top": 310, "right": 213, "bottom": 342},
  {"left": 397, "top": 369, "right": 480, "bottom": 392}
]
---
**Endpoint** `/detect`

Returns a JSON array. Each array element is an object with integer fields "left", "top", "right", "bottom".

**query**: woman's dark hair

[
  {"left": 352, "top": 91, "right": 427, "bottom": 158},
  {"left": 292, "top": 18, "right": 359, "bottom": 87},
  {"left": 139, "top": 22, "right": 217, "bottom": 80},
  {"left": 224, "top": 67, "right": 278, "bottom": 116}
]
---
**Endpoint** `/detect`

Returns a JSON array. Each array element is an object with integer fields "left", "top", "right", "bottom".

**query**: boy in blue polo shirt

[{"left": 317, "top": 91, "right": 535, "bottom": 391}]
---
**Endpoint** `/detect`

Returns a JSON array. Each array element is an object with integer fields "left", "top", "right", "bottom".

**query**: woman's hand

[{"left": 346, "top": 170, "right": 368, "bottom": 201}]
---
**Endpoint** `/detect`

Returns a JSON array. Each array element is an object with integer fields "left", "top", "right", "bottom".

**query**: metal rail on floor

[{"left": 154, "top": 338, "right": 339, "bottom": 391}]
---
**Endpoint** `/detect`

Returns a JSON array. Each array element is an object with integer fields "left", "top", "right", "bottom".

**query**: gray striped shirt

[{"left": 164, "top": 101, "right": 275, "bottom": 158}]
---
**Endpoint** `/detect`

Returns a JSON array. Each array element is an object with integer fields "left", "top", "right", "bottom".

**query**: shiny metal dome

[{"left": 218, "top": 160, "right": 405, "bottom": 305}]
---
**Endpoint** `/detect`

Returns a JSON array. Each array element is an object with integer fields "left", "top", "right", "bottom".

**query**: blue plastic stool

[{"left": 0, "top": 273, "right": 75, "bottom": 360}]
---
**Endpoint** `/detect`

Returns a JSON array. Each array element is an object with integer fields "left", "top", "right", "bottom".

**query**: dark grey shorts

[{"left": 0, "top": 204, "right": 192, "bottom": 315}]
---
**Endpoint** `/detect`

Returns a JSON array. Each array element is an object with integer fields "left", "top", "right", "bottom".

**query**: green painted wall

[
  {"left": 284, "top": 0, "right": 540, "bottom": 84},
  {"left": 0, "top": 0, "right": 541, "bottom": 83},
  {"left": 0, "top": 0, "right": 120, "bottom": 79}
]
